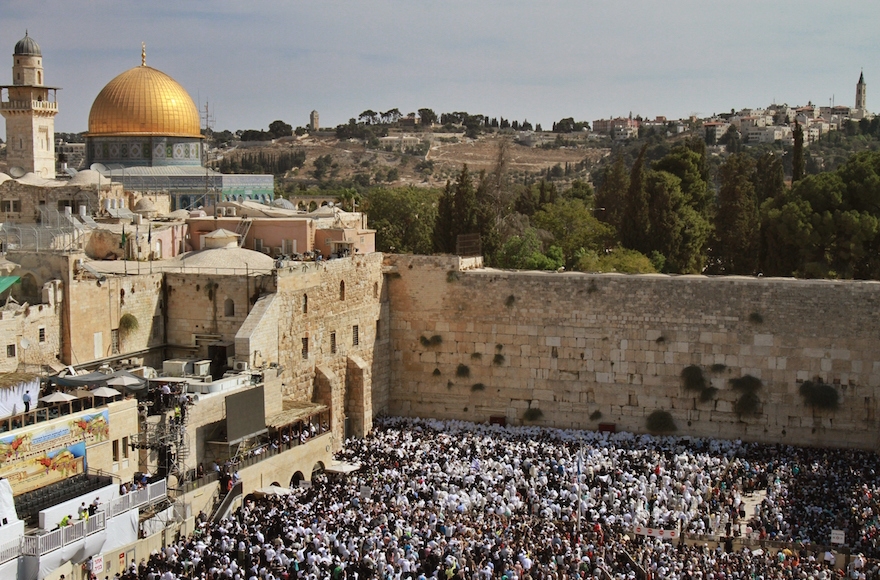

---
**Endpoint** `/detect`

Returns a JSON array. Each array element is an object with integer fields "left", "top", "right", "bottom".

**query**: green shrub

[
  {"left": 748, "top": 312, "right": 764, "bottom": 324},
  {"left": 429, "top": 335, "right": 443, "bottom": 346},
  {"left": 729, "top": 375, "right": 763, "bottom": 393},
  {"left": 710, "top": 363, "right": 727, "bottom": 373},
  {"left": 447, "top": 380, "right": 454, "bottom": 389},
  {"left": 589, "top": 410, "right": 602, "bottom": 421},
  {"left": 471, "top": 383, "right": 485, "bottom": 391},
  {"left": 432, "top": 368, "right": 441, "bottom": 376},
  {"left": 119, "top": 313, "right": 139, "bottom": 333},
  {"left": 419, "top": 336, "right": 431, "bottom": 347},
  {"left": 493, "top": 354, "right": 505, "bottom": 366},
  {"left": 646, "top": 410, "right": 676, "bottom": 433},
  {"left": 495, "top": 344, "right": 503, "bottom": 351},
  {"left": 799, "top": 380, "right": 840, "bottom": 410},
  {"left": 471, "top": 352, "right": 482, "bottom": 360},
  {"left": 523, "top": 408, "right": 543, "bottom": 421},
  {"left": 505, "top": 295, "right": 516, "bottom": 307},
  {"left": 456, "top": 364, "right": 470, "bottom": 378},
  {"left": 734, "top": 391, "right": 761, "bottom": 417},
  {"left": 655, "top": 336, "right": 666, "bottom": 344},
  {"left": 681, "top": 365, "right": 706, "bottom": 392},
  {"left": 446, "top": 271, "right": 460, "bottom": 283}
]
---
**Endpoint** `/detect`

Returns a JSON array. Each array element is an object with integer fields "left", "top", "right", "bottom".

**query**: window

[
  {"left": 111, "top": 329, "right": 120, "bottom": 355},
  {"left": 352, "top": 325, "right": 359, "bottom": 346},
  {"left": 224, "top": 298, "right": 235, "bottom": 317},
  {"left": 112, "top": 440, "right": 120, "bottom": 463},
  {"left": 6, "top": 345, "right": 15, "bottom": 358},
  {"left": 1, "top": 200, "right": 21, "bottom": 213},
  {"left": 38, "top": 328, "right": 45, "bottom": 342},
  {"left": 339, "top": 281, "right": 345, "bottom": 301},
  {"left": 122, "top": 437, "right": 129, "bottom": 459},
  {"left": 302, "top": 294, "right": 308, "bottom": 314},
  {"left": 301, "top": 337, "right": 309, "bottom": 360},
  {"left": 330, "top": 331, "right": 337, "bottom": 354}
]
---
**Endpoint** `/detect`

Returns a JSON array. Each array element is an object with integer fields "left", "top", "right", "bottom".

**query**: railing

[
  {"left": 0, "top": 537, "right": 20, "bottom": 565},
  {"left": 0, "top": 100, "right": 58, "bottom": 111},
  {"left": 0, "top": 398, "right": 101, "bottom": 434},
  {"left": 18, "top": 479, "right": 168, "bottom": 558}
]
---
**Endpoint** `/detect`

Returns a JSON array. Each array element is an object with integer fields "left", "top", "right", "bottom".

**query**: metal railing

[{"left": 17, "top": 479, "right": 167, "bottom": 558}]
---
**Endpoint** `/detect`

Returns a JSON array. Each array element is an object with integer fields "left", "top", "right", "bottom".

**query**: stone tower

[
  {"left": 0, "top": 32, "right": 58, "bottom": 178},
  {"left": 310, "top": 110, "right": 319, "bottom": 132},
  {"left": 856, "top": 71, "right": 867, "bottom": 111}
]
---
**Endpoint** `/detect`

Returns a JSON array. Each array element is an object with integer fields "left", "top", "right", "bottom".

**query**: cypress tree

[
  {"left": 792, "top": 121, "right": 805, "bottom": 183},
  {"left": 620, "top": 145, "right": 651, "bottom": 254}
]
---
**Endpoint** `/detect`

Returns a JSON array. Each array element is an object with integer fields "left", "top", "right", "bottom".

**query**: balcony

[
  {"left": 0, "top": 100, "right": 58, "bottom": 112},
  {"left": 8, "top": 479, "right": 167, "bottom": 559}
]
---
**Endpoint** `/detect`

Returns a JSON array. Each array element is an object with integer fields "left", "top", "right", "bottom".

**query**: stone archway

[
  {"left": 311, "top": 462, "right": 325, "bottom": 477},
  {"left": 289, "top": 471, "right": 305, "bottom": 487}
]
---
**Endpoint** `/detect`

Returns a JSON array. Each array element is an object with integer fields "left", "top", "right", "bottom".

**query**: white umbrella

[
  {"left": 91, "top": 386, "right": 122, "bottom": 398},
  {"left": 254, "top": 485, "right": 292, "bottom": 497},
  {"left": 41, "top": 391, "right": 76, "bottom": 404},
  {"left": 106, "top": 375, "right": 143, "bottom": 387}
]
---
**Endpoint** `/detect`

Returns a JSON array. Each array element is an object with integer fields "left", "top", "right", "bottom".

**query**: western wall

[{"left": 384, "top": 254, "right": 880, "bottom": 449}]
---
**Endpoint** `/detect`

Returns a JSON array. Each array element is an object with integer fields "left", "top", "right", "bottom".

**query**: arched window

[
  {"left": 37, "top": 71, "right": 41, "bottom": 84},
  {"left": 339, "top": 281, "right": 345, "bottom": 301},
  {"left": 302, "top": 294, "right": 308, "bottom": 314},
  {"left": 224, "top": 298, "right": 235, "bottom": 317}
]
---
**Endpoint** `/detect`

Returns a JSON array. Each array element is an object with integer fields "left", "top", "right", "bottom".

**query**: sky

[{"left": 1, "top": 1, "right": 878, "bottom": 135}]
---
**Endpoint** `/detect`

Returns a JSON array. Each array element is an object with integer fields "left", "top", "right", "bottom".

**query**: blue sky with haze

[{"left": 1, "top": 1, "right": 877, "bottom": 134}]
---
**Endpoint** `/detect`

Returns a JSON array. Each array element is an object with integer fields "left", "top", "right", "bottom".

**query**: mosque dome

[
  {"left": 87, "top": 65, "right": 202, "bottom": 138},
  {"left": 14, "top": 32, "right": 41, "bottom": 56}
]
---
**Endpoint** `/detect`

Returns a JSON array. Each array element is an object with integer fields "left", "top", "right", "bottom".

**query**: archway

[
  {"left": 289, "top": 471, "right": 305, "bottom": 488},
  {"left": 269, "top": 481, "right": 280, "bottom": 487},
  {"left": 311, "top": 462, "right": 325, "bottom": 477}
]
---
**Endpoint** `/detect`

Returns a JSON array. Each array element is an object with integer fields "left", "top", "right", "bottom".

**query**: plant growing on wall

[
  {"left": 748, "top": 312, "right": 764, "bottom": 324},
  {"left": 799, "top": 380, "right": 840, "bottom": 411},
  {"left": 646, "top": 410, "right": 676, "bottom": 433},
  {"left": 730, "top": 374, "right": 763, "bottom": 417},
  {"left": 420, "top": 335, "right": 443, "bottom": 347},
  {"left": 523, "top": 407, "right": 543, "bottom": 421},
  {"left": 119, "top": 313, "right": 139, "bottom": 335},
  {"left": 433, "top": 368, "right": 441, "bottom": 376},
  {"left": 471, "top": 383, "right": 485, "bottom": 391},
  {"left": 493, "top": 353, "right": 505, "bottom": 366},
  {"left": 505, "top": 295, "right": 516, "bottom": 307},
  {"left": 681, "top": 365, "right": 706, "bottom": 392},
  {"left": 456, "top": 364, "right": 470, "bottom": 378},
  {"left": 589, "top": 410, "right": 602, "bottom": 421}
]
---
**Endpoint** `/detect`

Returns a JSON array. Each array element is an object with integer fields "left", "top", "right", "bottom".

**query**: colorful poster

[{"left": 0, "top": 409, "right": 109, "bottom": 495}]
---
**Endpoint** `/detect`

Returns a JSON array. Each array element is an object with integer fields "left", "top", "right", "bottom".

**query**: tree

[
  {"left": 452, "top": 165, "right": 478, "bottom": 240},
  {"left": 495, "top": 228, "right": 564, "bottom": 271},
  {"left": 620, "top": 145, "right": 652, "bottom": 254},
  {"left": 268, "top": 120, "right": 292, "bottom": 138},
  {"left": 418, "top": 108, "right": 438, "bottom": 127},
  {"left": 359, "top": 110, "right": 378, "bottom": 125},
  {"left": 712, "top": 154, "right": 759, "bottom": 274},
  {"left": 792, "top": 121, "right": 805, "bottom": 182},
  {"left": 533, "top": 198, "right": 614, "bottom": 269},
  {"left": 575, "top": 247, "right": 656, "bottom": 274},
  {"left": 366, "top": 187, "right": 439, "bottom": 254},
  {"left": 433, "top": 181, "right": 455, "bottom": 253},
  {"left": 594, "top": 154, "right": 629, "bottom": 233},
  {"left": 719, "top": 125, "right": 742, "bottom": 154},
  {"left": 646, "top": 170, "right": 711, "bottom": 273}
]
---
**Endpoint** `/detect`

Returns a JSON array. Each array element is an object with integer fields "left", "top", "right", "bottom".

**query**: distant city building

[
  {"left": 856, "top": 71, "right": 867, "bottom": 110},
  {"left": 0, "top": 32, "right": 59, "bottom": 179},
  {"left": 310, "top": 109, "right": 319, "bottom": 132}
]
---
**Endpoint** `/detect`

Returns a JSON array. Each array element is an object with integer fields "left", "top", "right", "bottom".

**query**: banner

[
  {"left": 633, "top": 525, "right": 679, "bottom": 540},
  {"left": 0, "top": 409, "right": 109, "bottom": 495}
]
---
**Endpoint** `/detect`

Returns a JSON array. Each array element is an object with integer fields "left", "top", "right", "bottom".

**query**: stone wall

[
  {"left": 66, "top": 272, "right": 164, "bottom": 365},
  {"left": 386, "top": 255, "right": 880, "bottom": 449}
]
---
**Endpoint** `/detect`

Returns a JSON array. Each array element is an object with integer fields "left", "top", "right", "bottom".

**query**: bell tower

[
  {"left": 856, "top": 71, "right": 867, "bottom": 111},
  {"left": 0, "top": 32, "right": 59, "bottom": 178}
]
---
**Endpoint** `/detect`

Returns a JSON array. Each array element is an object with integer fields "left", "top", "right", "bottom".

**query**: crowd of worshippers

[{"left": 113, "top": 417, "right": 880, "bottom": 580}]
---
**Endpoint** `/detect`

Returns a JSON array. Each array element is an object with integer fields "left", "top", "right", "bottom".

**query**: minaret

[
  {"left": 856, "top": 71, "right": 867, "bottom": 111},
  {"left": 0, "top": 32, "right": 59, "bottom": 178}
]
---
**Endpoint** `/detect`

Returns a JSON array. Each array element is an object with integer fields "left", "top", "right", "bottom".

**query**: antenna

[
  {"left": 8, "top": 167, "right": 25, "bottom": 178},
  {"left": 201, "top": 99, "right": 215, "bottom": 136}
]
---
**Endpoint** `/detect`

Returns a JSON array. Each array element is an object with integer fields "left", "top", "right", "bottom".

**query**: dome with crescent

[{"left": 85, "top": 52, "right": 204, "bottom": 170}]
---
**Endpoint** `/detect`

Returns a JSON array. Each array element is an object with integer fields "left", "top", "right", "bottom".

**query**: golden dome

[{"left": 87, "top": 65, "right": 202, "bottom": 138}]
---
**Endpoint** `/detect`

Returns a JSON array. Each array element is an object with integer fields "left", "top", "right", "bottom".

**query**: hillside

[{"left": 212, "top": 132, "right": 610, "bottom": 192}]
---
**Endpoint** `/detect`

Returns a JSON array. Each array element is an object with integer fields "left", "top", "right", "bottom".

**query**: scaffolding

[{"left": 130, "top": 409, "right": 191, "bottom": 523}]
